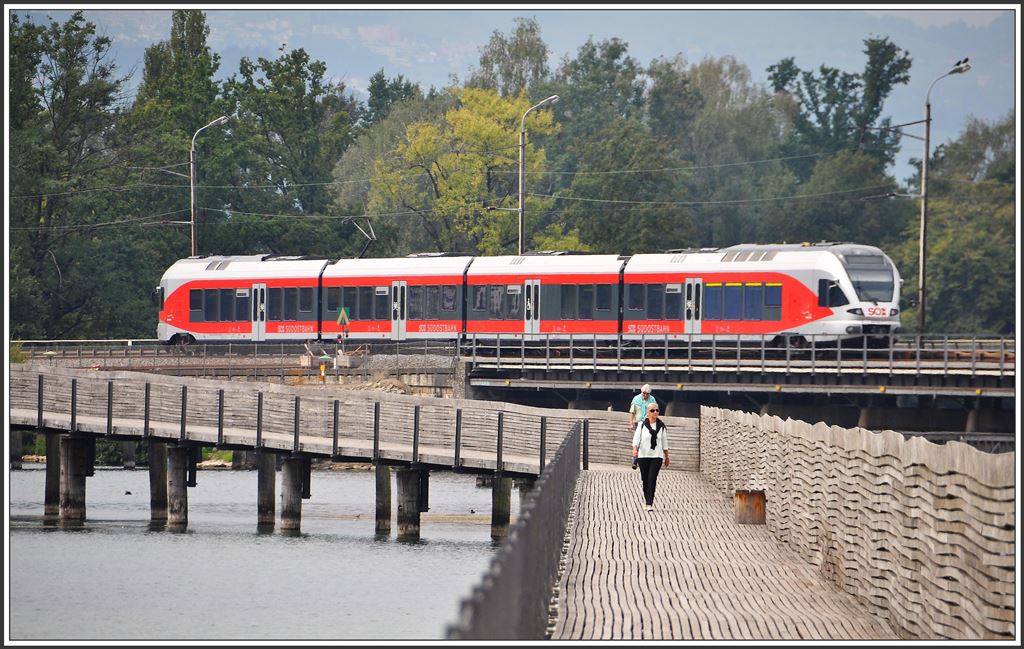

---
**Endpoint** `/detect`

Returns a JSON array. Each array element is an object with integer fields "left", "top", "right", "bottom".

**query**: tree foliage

[{"left": 7, "top": 11, "right": 1013, "bottom": 339}]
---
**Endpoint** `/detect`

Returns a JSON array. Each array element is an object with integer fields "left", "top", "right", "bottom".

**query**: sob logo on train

[{"left": 866, "top": 307, "right": 887, "bottom": 317}]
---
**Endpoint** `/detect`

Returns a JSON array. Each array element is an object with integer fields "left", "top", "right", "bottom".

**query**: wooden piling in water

[
  {"left": 148, "top": 439, "right": 168, "bottom": 521},
  {"left": 45, "top": 433, "right": 61, "bottom": 517},
  {"left": 59, "top": 435, "right": 90, "bottom": 521},
  {"left": 257, "top": 451, "right": 276, "bottom": 527},
  {"left": 490, "top": 476, "right": 513, "bottom": 540},
  {"left": 167, "top": 446, "right": 189, "bottom": 527},
  {"left": 396, "top": 468, "right": 422, "bottom": 541},
  {"left": 375, "top": 464, "right": 391, "bottom": 535},
  {"left": 280, "top": 457, "right": 303, "bottom": 531}
]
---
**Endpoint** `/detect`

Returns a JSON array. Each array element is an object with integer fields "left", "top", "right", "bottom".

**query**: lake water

[{"left": 7, "top": 465, "right": 519, "bottom": 641}]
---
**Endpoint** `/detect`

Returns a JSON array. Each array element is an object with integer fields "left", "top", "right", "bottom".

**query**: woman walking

[{"left": 632, "top": 402, "right": 670, "bottom": 512}]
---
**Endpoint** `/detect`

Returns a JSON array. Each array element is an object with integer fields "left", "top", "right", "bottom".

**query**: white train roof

[
  {"left": 467, "top": 254, "right": 624, "bottom": 276},
  {"left": 626, "top": 242, "right": 893, "bottom": 273},
  {"left": 323, "top": 255, "right": 475, "bottom": 278},
  {"left": 162, "top": 255, "right": 329, "bottom": 281}
]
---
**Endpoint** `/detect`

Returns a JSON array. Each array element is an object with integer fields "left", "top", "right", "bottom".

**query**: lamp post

[
  {"left": 917, "top": 59, "right": 970, "bottom": 333},
  {"left": 190, "top": 115, "right": 229, "bottom": 257},
  {"left": 518, "top": 95, "right": 558, "bottom": 255}
]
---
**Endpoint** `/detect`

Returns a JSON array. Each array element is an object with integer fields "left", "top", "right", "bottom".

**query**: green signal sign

[{"left": 336, "top": 307, "right": 350, "bottom": 326}]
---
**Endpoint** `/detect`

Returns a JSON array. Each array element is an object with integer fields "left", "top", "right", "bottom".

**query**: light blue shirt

[{"left": 629, "top": 393, "right": 657, "bottom": 420}]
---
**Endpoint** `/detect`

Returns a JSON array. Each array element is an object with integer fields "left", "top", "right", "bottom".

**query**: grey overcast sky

[{"left": 8, "top": 4, "right": 1020, "bottom": 183}]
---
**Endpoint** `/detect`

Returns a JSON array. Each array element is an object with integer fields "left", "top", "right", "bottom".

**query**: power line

[
  {"left": 529, "top": 184, "right": 895, "bottom": 207},
  {"left": 9, "top": 208, "right": 191, "bottom": 232}
]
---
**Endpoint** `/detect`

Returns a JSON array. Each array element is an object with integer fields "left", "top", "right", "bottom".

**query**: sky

[{"left": 6, "top": 4, "right": 1020, "bottom": 184}]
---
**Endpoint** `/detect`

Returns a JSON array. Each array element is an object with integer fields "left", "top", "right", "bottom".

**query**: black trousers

[{"left": 637, "top": 457, "right": 663, "bottom": 506}]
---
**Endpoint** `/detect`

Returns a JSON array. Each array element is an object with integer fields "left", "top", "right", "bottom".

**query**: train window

[
  {"left": 374, "top": 287, "right": 389, "bottom": 320},
  {"left": 426, "top": 286, "right": 441, "bottom": 320},
  {"left": 627, "top": 284, "right": 645, "bottom": 311},
  {"left": 327, "top": 287, "right": 341, "bottom": 312},
  {"left": 596, "top": 284, "right": 611, "bottom": 311},
  {"left": 408, "top": 285, "right": 424, "bottom": 320},
  {"left": 506, "top": 285, "right": 522, "bottom": 319},
  {"left": 299, "top": 288, "right": 314, "bottom": 315},
  {"left": 744, "top": 284, "right": 763, "bottom": 320},
  {"left": 817, "top": 279, "right": 849, "bottom": 307},
  {"left": 204, "top": 289, "right": 220, "bottom": 322},
  {"left": 441, "top": 285, "right": 457, "bottom": 312},
  {"left": 579, "top": 285, "right": 594, "bottom": 320},
  {"left": 268, "top": 288, "right": 282, "bottom": 320},
  {"left": 283, "top": 288, "right": 298, "bottom": 320},
  {"left": 694, "top": 284, "right": 701, "bottom": 320},
  {"left": 764, "top": 283, "right": 781, "bottom": 320},
  {"left": 685, "top": 284, "right": 692, "bottom": 319},
  {"left": 189, "top": 289, "right": 203, "bottom": 321},
  {"left": 561, "top": 285, "right": 577, "bottom": 319},
  {"left": 647, "top": 284, "right": 664, "bottom": 319},
  {"left": 358, "top": 287, "right": 373, "bottom": 320},
  {"left": 723, "top": 284, "right": 742, "bottom": 320},
  {"left": 342, "top": 287, "right": 357, "bottom": 319},
  {"left": 472, "top": 286, "right": 487, "bottom": 312},
  {"left": 235, "top": 290, "right": 250, "bottom": 321},
  {"left": 704, "top": 285, "right": 722, "bottom": 320},
  {"left": 488, "top": 285, "right": 504, "bottom": 319},
  {"left": 665, "top": 290, "right": 682, "bottom": 319},
  {"left": 219, "top": 289, "right": 234, "bottom": 321}
]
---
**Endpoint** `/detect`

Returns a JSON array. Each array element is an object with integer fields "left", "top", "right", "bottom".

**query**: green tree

[
  {"left": 468, "top": 16, "right": 550, "bottom": 97},
  {"left": 365, "top": 69, "right": 421, "bottom": 127},
  {"left": 366, "top": 88, "right": 558, "bottom": 255},
  {"left": 215, "top": 45, "right": 360, "bottom": 255},
  {"left": 892, "top": 112, "right": 1015, "bottom": 334},
  {"left": 558, "top": 117, "right": 695, "bottom": 254},
  {"left": 8, "top": 11, "right": 135, "bottom": 338},
  {"left": 768, "top": 36, "right": 912, "bottom": 178}
]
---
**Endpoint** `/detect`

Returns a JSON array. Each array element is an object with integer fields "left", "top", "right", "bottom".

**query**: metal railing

[
  {"left": 446, "top": 420, "right": 583, "bottom": 640},
  {"left": 462, "top": 332, "right": 1016, "bottom": 378}
]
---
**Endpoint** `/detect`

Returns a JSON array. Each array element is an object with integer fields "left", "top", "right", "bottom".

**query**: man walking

[{"left": 628, "top": 384, "right": 657, "bottom": 433}]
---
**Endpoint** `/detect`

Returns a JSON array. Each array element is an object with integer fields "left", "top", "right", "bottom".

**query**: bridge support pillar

[
  {"left": 10, "top": 429, "right": 23, "bottom": 470},
  {"left": 167, "top": 446, "right": 189, "bottom": 528},
  {"left": 149, "top": 440, "right": 168, "bottom": 522},
  {"left": 257, "top": 451, "right": 276, "bottom": 528},
  {"left": 280, "top": 457, "right": 304, "bottom": 531},
  {"left": 516, "top": 477, "right": 535, "bottom": 506},
  {"left": 59, "top": 435, "right": 92, "bottom": 522},
  {"left": 233, "top": 450, "right": 258, "bottom": 470},
  {"left": 45, "top": 433, "right": 61, "bottom": 517},
  {"left": 375, "top": 464, "right": 392, "bottom": 535},
  {"left": 121, "top": 441, "right": 136, "bottom": 469},
  {"left": 490, "top": 476, "right": 513, "bottom": 540},
  {"left": 396, "top": 468, "right": 425, "bottom": 541}
]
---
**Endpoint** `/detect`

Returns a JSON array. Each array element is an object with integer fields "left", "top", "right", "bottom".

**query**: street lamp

[
  {"left": 518, "top": 95, "right": 558, "bottom": 255},
  {"left": 917, "top": 58, "right": 970, "bottom": 333},
  {"left": 190, "top": 115, "right": 229, "bottom": 257}
]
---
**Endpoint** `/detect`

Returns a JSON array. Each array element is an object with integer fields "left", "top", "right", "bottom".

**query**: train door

[
  {"left": 251, "top": 283, "right": 267, "bottom": 341},
  {"left": 391, "top": 280, "right": 407, "bottom": 340},
  {"left": 524, "top": 279, "right": 541, "bottom": 337},
  {"left": 684, "top": 278, "right": 702, "bottom": 334}
]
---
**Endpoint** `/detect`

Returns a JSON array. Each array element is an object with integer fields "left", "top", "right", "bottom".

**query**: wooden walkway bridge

[{"left": 549, "top": 468, "right": 897, "bottom": 640}]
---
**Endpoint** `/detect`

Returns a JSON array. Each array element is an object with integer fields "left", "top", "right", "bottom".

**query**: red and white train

[{"left": 155, "top": 242, "right": 902, "bottom": 346}]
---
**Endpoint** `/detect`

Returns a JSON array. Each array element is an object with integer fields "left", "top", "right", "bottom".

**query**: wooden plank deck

[{"left": 550, "top": 468, "right": 898, "bottom": 640}]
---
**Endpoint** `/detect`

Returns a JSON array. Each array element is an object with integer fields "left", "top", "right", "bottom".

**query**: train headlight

[
  {"left": 847, "top": 308, "right": 864, "bottom": 315},
  {"left": 846, "top": 325, "right": 862, "bottom": 334},
  {"left": 890, "top": 308, "right": 899, "bottom": 316}
]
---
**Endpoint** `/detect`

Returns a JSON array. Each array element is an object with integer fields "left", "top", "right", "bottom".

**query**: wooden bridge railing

[
  {"left": 8, "top": 363, "right": 699, "bottom": 473},
  {"left": 699, "top": 406, "right": 1016, "bottom": 640},
  {"left": 447, "top": 420, "right": 583, "bottom": 639}
]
